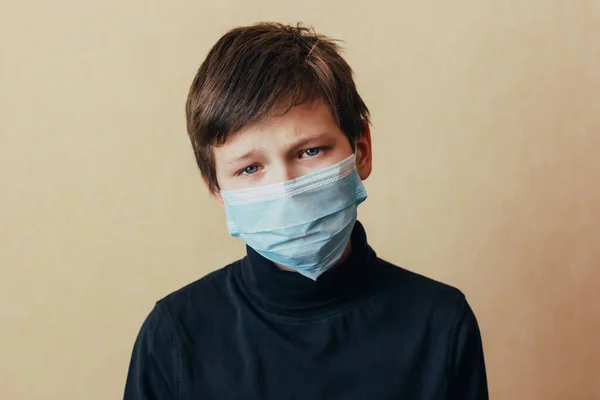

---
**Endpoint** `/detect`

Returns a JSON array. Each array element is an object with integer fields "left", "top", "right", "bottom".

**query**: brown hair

[{"left": 185, "top": 22, "right": 370, "bottom": 193}]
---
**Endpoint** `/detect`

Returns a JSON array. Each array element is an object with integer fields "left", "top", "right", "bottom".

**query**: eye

[
  {"left": 239, "top": 165, "right": 259, "bottom": 176},
  {"left": 302, "top": 147, "right": 321, "bottom": 157}
]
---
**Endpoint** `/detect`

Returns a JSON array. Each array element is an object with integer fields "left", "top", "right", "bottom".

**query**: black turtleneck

[{"left": 125, "top": 222, "right": 488, "bottom": 399}]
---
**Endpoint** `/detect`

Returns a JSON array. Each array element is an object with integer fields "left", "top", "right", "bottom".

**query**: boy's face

[{"left": 212, "top": 100, "right": 372, "bottom": 194}]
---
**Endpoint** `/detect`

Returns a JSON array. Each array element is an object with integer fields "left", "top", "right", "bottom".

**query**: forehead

[{"left": 215, "top": 100, "right": 341, "bottom": 157}]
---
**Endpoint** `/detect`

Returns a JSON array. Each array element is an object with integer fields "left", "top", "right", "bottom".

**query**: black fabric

[{"left": 125, "top": 222, "right": 488, "bottom": 399}]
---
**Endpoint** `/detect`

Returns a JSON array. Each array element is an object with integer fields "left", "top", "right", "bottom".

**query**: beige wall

[{"left": 1, "top": 1, "right": 599, "bottom": 398}]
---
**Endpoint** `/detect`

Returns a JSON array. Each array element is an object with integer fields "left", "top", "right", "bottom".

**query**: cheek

[
  {"left": 297, "top": 143, "right": 353, "bottom": 175},
  {"left": 330, "top": 138, "right": 355, "bottom": 163},
  {"left": 213, "top": 171, "right": 237, "bottom": 191}
]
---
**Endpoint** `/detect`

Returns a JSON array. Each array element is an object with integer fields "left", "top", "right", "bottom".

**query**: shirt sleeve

[
  {"left": 124, "top": 304, "right": 179, "bottom": 400},
  {"left": 447, "top": 297, "right": 489, "bottom": 400}
]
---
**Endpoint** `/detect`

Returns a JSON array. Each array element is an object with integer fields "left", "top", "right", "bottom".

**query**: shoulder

[
  {"left": 155, "top": 261, "right": 240, "bottom": 328},
  {"left": 371, "top": 257, "right": 469, "bottom": 323},
  {"left": 375, "top": 257, "right": 465, "bottom": 300}
]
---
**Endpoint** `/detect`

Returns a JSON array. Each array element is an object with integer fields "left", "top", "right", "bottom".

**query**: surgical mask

[{"left": 220, "top": 154, "right": 368, "bottom": 280}]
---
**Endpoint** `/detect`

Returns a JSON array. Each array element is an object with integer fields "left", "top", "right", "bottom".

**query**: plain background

[{"left": 1, "top": 0, "right": 599, "bottom": 398}]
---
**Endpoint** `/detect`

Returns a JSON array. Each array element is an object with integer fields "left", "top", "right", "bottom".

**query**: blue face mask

[{"left": 220, "top": 154, "right": 368, "bottom": 280}]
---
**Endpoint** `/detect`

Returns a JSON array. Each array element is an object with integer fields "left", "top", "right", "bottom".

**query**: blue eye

[
  {"left": 241, "top": 165, "right": 259, "bottom": 175},
  {"left": 303, "top": 147, "right": 321, "bottom": 157}
]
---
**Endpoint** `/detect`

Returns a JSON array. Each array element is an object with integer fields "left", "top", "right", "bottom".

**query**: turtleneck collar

[{"left": 235, "top": 221, "right": 374, "bottom": 319}]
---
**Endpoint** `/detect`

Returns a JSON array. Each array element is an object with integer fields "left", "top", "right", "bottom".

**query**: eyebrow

[
  {"left": 289, "top": 131, "right": 332, "bottom": 150},
  {"left": 225, "top": 149, "right": 258, "bottom": 165},
  {"left": 225, "top": 131, "right": 333, "bottom": 165}
]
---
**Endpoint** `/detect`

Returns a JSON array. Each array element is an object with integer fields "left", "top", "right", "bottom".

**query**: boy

[{"left": 124, "top": 22, "right": 488, "bottom": 399}]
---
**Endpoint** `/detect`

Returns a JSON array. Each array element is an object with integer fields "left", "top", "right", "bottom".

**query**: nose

[{"left": 270, "top": 160, "right": 301, "bottom": 184}]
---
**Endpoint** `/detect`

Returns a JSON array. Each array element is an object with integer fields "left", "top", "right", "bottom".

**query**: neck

[{"left": 239, "top": 221, "right": 372, "bottom": 316}]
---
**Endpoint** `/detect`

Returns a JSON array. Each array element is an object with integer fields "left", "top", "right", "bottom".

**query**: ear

[
  {"left": 355, "top": 120, "right": 372, "bottom": 180},
  {"left": 202, "top": 175, "right": 224, "bottom": 206}
]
